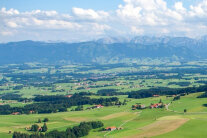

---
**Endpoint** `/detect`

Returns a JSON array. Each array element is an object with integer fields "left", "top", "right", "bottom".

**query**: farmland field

[
  {"left": 0, "top": 62, "right": 207, "bottom": 137},
  {"left": 0, "top": 93, "right": 206, "bottom": 138}
]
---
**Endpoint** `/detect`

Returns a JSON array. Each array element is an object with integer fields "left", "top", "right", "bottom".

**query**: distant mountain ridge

[{"left": 1, "top": 36, "right": 207, "bottom": 64}]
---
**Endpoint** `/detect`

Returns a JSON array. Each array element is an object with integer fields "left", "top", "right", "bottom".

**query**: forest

[
  {"left": 0, "top": 94, "right": 119, "bottom": 114},
  {"left": 128, "top": 84, "right": 207, "bottom": 99},
  {"left": 13, "top": 121, "right": 104, "bottom": 138}
]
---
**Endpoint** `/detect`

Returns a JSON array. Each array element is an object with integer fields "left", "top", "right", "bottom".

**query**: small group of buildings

[
  {"left": 87, "top": 104, "right": 104, "bottom": 110},
  {"left": 150, "top": 103, "right": 164, "bottom": 109},
  {"left": 132, "top": 102, "right": 166, "bottom": 110},
  {"left": 132, "top": 104, "right": 146, "bottom": 110},
  {"left": 25, "top": 126, "right": 42, "bottom": 132},
  {"left": 11, "top": 110, "right": 35, "bottom": 115},
  {"left": 105, "top": 126, "right": 117, "bottom": 131},
  {"left": 105, "top": 126, "right": 123, "bottom": 131},
  {"left": 94, "top": 104, "right": 104, "bottom": 108}
]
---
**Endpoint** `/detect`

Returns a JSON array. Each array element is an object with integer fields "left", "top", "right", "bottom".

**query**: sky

[{"left": 0, "top": 0, "right": 207, "bottom": 42}]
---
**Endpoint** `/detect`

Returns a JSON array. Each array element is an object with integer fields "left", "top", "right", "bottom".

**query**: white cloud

[
  {"left": 115, "top": 0, "right": 207, "bottom": 37},
  {"left": 24, "top": 10, "right": 58, "bottom": 16},
  {"left": 32, "top": 18, "right": 44, "bottom": 25},
  {"left": 0, "top": 31, "right": 13, "bottom": 36},
  {"left": 189, "top": 0, "right": 207, "bottom": 17},
  {"left": 0, "top": 7, "right": 19, "bottom": 15},
  {"left": 1, "top": 0, "right": 207, "bottom": 42},
  {"left": 0, "top": 7, "right": 111, "bottom": 42},
  {"left": 174, "top": 2, "right": 186, "bottom": 11},
  {"left": 7, "top": 21, "right": 18, "bottom": 28},
  {"left": 72, "top": 7, "right": 109, "bottom": 21},
  {"left": 117, "top": 4, "right": 141, "bottom": 19}
]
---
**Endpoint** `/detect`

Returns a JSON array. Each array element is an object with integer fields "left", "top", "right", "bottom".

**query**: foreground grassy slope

[
  {"left": 169, "top": 93, "right": 207, "bottom": 112},
  {"left": 154, "top": 115, "right": 207, "bottom": 138},
  {"left": 0, "top": 93, "right": 206, "bottom": 138}
]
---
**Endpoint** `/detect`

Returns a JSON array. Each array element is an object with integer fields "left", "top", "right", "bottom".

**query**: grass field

[{"left": 0, "top": 93, "right": 206, "bottom": 138}]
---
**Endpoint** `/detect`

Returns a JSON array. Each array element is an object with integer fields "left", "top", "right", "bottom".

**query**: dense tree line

[
  {"left": 0, "top": 94, "right": 119, "bottom": 115},
  {"left": 13, "top": 121, "right": 104, "bottom": 138},
  {"left": 128, "top": 84, "right": 207, "bottom": 99},
  {"left": 97, "top": 89, "right": 128, "bottom": 96},
  {"left": 118, "top": 68, "right": 207, "bottom": 78},
  {"left": 33, "top": 95, "right": 68, "bottom": 102},
  {"left": 168, "top": 82, "right": 191, "bottom": 87},
  {"left": 203, "top": 104, "right": 207, "bottom": 107},
  {"left": 13, "top": 85, "right": 24, "bottom": 90},
  {"left": 30, "top": 123, "right": 48, "bottom": 132},
  {"left": 6, "top": 72, "right": 86, "bottom": 86},
  {"left": 0, "top": 78, "right": 9, "bottom": 85},
  {"left": 197, "top": 92, "right": 207, "bottom": 98},
  {"left": 173, "top": 95, "right": 181, "bottom": 101},
  {"left": 0, "top": 93, "right": 28, "bottom": 102}
]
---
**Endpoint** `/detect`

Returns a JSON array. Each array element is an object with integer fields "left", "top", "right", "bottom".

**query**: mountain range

[{"left": 1, "top": 36, "right": 207, "bottom": 65}]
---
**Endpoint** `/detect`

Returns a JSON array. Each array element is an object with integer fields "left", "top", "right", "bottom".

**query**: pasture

[
  {"left": 0, "top": 93, "right": 206, "bottom": 138},
  {"left": 1, "top": 62, "right": 207, "bottom": 137}
]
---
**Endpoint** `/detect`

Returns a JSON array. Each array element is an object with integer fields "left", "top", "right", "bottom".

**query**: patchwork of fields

[
  {"left": 1, "top": 62, "right": 207, "bottom": 137},
  {"left": 0, "top": 93, "right": 206, "bottom": 138}
]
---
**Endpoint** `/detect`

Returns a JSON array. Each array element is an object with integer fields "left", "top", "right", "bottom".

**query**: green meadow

[
  {"left": 0, "top": 93, "right": 206, "bottom": 138},
  {"left": 1, "top": 62, "right": 207, "bottom": 137}
]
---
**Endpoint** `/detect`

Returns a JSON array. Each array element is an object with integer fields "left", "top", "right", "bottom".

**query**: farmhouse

[
  {"left": 11, "top": 112, "right": 20, "bottom": 115},
  {"left": 65, "top": 95, "right": 73, "bottom": 98},
  {"left": 29, "top": 110, "right": 35, "bottom": 114},
  {"left": 150, "top": 103, "right": 163, "bottom": 109},
  {"left": 132, "top": 104, "right": 146, "bottom": 110},
  {"left": 93, "top": 104, "right": 104, "bottom": 109},
  {"left": 105, "top": 126, "right": 116, "bottom": 131},
  {"left": 25, "top": 126, "right": 42, "bottom": 131},
  {"left": 87, "top": 104, "right": 104, "bottom": 110},
  {"left": 153, "top": 95, "right": 160, "bottom": 97}
]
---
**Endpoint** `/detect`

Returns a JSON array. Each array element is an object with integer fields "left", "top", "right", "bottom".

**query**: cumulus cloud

[
  {"left": 0, "top": 7, "right": 19, "bottom": 15},
  {"left": 116, "top": 0, "right": 207, "bottom": 37},
  {"left": 1, "top": 0, "right": 207, "bottom": 42},
  {"left": 174, "top": 2, "right": 186, "bottom": 11},
  {"left": 189, "top": 0, "right": 207, "bottom": 17},
  {"left": 72, "top": 7, "right": 109, "bottom": 21},
  {"left": 0, "top": 7, "right": 110, "bottom": 42},
  {"left": 7, "top": 21, "right": 18, "bottom": 28}
]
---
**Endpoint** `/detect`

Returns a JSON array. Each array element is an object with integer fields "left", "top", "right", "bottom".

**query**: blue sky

[
  {"left": 0, "top": 0, "right": 201, "bottom": 12},
  {"left": 0, "top": 0, "right": 207, "bottom": 42},
  {"left": 0, "top": 0, "right": 124, "bottom": 12}
]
